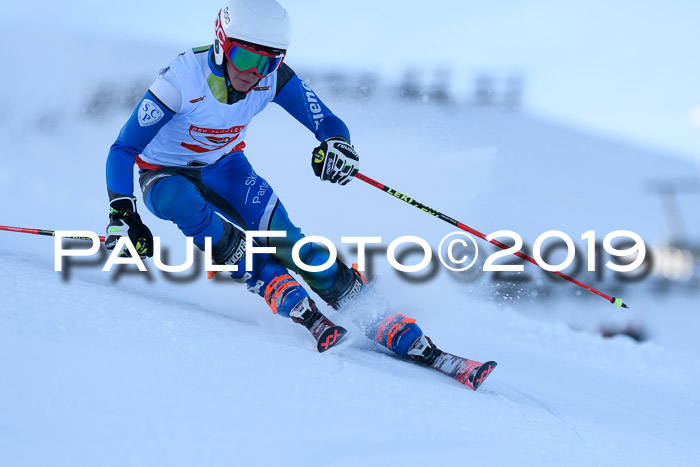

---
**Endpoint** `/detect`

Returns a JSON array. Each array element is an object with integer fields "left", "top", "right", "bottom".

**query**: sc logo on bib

[{"left": 138, "top": 99, "right": 164, "bottom": 127}]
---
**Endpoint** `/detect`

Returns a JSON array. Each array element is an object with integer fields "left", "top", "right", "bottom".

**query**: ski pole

[
  {"left": 0, "top": 225, "right": 105, "bottom": 243},
  {"left": 354, "top": 172, "right": 629, "bottom": 309}
]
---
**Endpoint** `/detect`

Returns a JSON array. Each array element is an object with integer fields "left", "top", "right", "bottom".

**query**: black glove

[
  {"left": 311, "top": 137, "right": 359, "bottom": 186},
  {"left": 105, "top": 196, "right": 153, "bottom": 258}
]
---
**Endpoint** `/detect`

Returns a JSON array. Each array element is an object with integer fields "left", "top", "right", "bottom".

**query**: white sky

[{"left": 7, "top": 0, "right": 700, "bottom": 162}]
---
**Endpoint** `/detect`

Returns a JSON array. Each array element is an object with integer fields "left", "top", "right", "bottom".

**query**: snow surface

[{"left": 1, "top": 31, "right": 700, "bottom": 467}]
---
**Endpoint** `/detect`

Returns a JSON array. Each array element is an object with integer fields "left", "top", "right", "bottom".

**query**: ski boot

[
  {"left": 374, "top": 312, "right": 426, "bottom": 356},
  {"left": 252, "top": 272, "right": 346, "bottom": 353},
  {"left": 313, "top": 263, "right": 428, "bottom": 357},
  {"left": 207, "top": 229, "right": 348, "bottom": 352}
]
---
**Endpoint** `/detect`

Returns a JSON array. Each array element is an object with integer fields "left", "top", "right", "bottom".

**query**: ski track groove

[{"left": 493, "top": 382, "right": 587, "bottom": 447}]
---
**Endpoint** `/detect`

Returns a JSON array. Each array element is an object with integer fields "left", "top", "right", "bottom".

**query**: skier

[{"left": 104, "top": 0, "right": 439, "bottom": 363}]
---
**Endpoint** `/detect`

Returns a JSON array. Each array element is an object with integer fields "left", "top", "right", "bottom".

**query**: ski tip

[
  {"left": 316, "top": 325, "right": 347, "bottom": 353},
  {"left": 470, "top": 361, "right": 497, "bottom": 391}
]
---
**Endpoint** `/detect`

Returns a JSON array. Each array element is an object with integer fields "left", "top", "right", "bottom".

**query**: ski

[
  {"left": 307, "top": 314, "right": 347, "bottom": 353},
  {"left": 288, "top": 297, "right": 348, "bottom": 353},
  {"left": 406, "top": 334, "right": 497, "bottom": 390},
  {"left": 430, "top": 352, "right": 497, "bottom": 391}
]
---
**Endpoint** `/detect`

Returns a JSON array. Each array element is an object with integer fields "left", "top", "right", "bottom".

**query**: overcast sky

[{"left": 7, "top": 0, "right": 700, "bottom": 162}]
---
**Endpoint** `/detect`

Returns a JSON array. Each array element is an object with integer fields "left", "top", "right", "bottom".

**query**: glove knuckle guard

[
  {"left": 323, "top": 154, "right": 336, "bottom": 181},
  {"left": 312, "top": 138, "right": 358, "bottom": 184},
  {"left": 106, "top": 197, "right": 153, "bottom": 257}
]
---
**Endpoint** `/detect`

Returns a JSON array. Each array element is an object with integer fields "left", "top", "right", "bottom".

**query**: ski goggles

[{"left": 223, "top": 40, "right": 285, "bottom": 78}]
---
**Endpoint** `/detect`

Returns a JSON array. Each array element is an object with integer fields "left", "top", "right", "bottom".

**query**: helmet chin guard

[{"left": 213, "top": 37, "right": 226, "bottom": 67}]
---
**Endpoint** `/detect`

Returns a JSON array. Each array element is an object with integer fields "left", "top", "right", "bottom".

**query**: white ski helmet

[{"left": 214, "top": 0, "right": 292, "bottom": 67}]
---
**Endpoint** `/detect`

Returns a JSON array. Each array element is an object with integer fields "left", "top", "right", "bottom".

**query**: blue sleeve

[
  {"left": 272, "top": 73, "right": 351, "bottom": 143},
  {"left": 106, "top": 91, "right": 175, "bottom": 199}
]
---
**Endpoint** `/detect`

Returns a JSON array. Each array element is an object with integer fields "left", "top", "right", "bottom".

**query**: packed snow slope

[
  {"left": 2, "top": 251, "right": 699, "bottom": 467},
  {"left": 1, "top": 32, "right": 700, "bottom": 466}
]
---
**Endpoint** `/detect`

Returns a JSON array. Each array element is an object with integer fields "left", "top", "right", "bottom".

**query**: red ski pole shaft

[
  {"left": 0, "top": 225, "right": 106, "bottom": 243},
  {"left": 354, "top": 172, "right": 628, "bottom": 309}
]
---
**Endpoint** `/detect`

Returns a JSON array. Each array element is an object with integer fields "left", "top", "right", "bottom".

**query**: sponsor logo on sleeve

[{"left": 301, "top": 80, "right": 325, "bottom": 129}]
